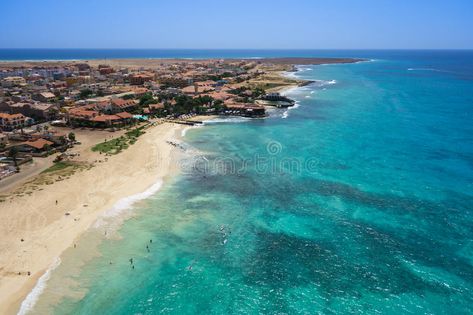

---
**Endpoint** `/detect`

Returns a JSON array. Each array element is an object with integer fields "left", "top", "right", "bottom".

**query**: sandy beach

[{"left": 0, "top": 122, "right": 185, "bottom": 315}]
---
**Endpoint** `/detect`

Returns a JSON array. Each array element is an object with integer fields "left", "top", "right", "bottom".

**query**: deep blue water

[{"left": 28, "top": 50, "right": 473, "bottom": 314}]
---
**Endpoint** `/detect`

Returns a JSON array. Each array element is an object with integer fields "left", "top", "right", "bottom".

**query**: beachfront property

[
  {"left": 0, "top": 58, "right": 301, "bottom": 181},
  {"left": 0, "top": 112, "right": 32, "bottom": 130}
]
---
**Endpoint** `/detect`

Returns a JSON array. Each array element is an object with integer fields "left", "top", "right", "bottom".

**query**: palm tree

[{"left": 8, "top": 146, "right": 19, "bottom": 171}]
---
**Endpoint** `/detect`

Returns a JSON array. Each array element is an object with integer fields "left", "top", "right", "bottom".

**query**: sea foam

[
  {"left": 17, "top": 258, "right": 62, "bottom": 315},
  {"left": 202, "top": 117, "right": 252, "bottom": 124},
  {"left": 282, "top": 102, "right": 301, "bottom": 119},
  {"left": 93, "top": 179, "right": 164, "bottom": 228}
]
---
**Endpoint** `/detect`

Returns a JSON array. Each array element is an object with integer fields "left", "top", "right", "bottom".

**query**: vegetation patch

[
  {"left": 92, "top": 126, "right": 146, "bottom": 155},
  {"left": 42, "top": 161, "right": 76, "bottom": 173}
]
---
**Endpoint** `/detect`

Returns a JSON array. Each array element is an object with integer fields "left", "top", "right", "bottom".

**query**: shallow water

[{"left": 30, "top": 51, "right": 473, "bottom": 314}]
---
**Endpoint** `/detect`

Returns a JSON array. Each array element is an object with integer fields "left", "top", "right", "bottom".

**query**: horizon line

[{"left": 1, "top": 48, "right": 473, "bottom": 51}]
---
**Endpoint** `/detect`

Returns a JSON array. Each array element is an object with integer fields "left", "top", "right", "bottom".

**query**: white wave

[
  {"left": 17, "top": 258, "right": 62, "bottom": 315},
  {"left": 283, "top": 71, "right": 299, "bottom": 79},
  {"left": 298, "top": 67, "right": 313, "bottom": 71},
  {"left": 312, "top": 79, "right": 337, "bottom": 87},
  {"left": 202, "top": 116, "right": 252, "bottom": 124},
  {"left": 407, "top": 68, "right": 445, "bottom": 72},
  {"left": 181, "top": 125, "right": 201, "bottom": 137},
  {"left": 93, "top": 179, "right": 164, "bottom": 228},
  {"left": 281, "top": 102, "right": 301, "bottom": 119},
  {"left": 280, "top": 86, "right": 302, "bottom": 96},
  {"left": 181, "top": 126, "right": 191, "bottom": 137}
]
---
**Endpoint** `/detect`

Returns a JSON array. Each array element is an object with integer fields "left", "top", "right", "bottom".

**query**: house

[
  {"left": 91, "top": 114, "right": 126, "bottom": 127},
  {"left": 0, "top": 113, "right": 32, "bottom": 131},
  {"left": 202, "top": 91, "right": 234, "bottom": 101},
  {"left": 147, "top": 103, "right": 165, "bottom": 115},
  {"left": 7, "top": 102, "right": 57, "bottom": 120},
  {"left": 33, "top": 91, "right": 56, "bottom": 102},
  {"left": 68, "top": 108, "right": 99, "bottom": 124},
  {"left": 110, "top": 99, "right": 137, "bottom": 113},
  {"left": 98, "top": 65, "right": 114, "bottom": 75},
  {"left": 129, "top": 73, "right": 155, "bottom": 85},
  {"left": 182, "top": 85, "right": 198, "bottom": 95},
  {"left": 19, "top": 138, "right": 54, "bottom": 153},
  {"left": 1, "top": 76, "right": 26, "bottom": 88},
  {"left": 115, "top": 112, "right": 134, "bottom": 124}
]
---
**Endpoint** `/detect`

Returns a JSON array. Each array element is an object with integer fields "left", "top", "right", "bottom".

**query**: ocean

[{"left": 20, "top": 50, "right": 473, "bottom": 314}]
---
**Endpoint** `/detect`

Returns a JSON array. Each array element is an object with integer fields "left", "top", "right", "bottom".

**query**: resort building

[{"left": 0, "top": 113, "right": 32, "bottom": 131}]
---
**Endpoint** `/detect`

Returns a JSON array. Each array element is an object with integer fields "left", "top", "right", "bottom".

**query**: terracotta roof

[
  {"left": 0, "top": 112, "right": 26, "bottom": 119},
  {"left": 111, "top": 99, "right": 136, "bottom": 108},
  {"left": 91, "top": 115, "right": 122, "bottom": 122},
  {"left": 23, "top": 138, "right": 54, "bottom": 150},
  {"left": 149, "top": 103, "right": 164, "bottom": 110},
  {"left": 69, "top": 109, "right": 98, "bottom": 119},
  {"left": 115, "top": 112, "right": 133, "bottom": 119}
]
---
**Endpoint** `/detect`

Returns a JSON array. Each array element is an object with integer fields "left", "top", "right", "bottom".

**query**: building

[
  {"left": 225, "top": 103, "right": 265, "bottom": 117},
  {"left": 0, "top": 113, "right": 32, "bottom": 131},
  {"left": 129, "top": 73, "right": 155, "bottom": 85},
  {"left": 99, "top": 67, "right": 114, "bottom": 75},
  {"left": 18, "top": 138, "right": 54, "bottom": 153},
  {"left": 1, "top": 76, "right": 26, "bottom": 88},
  {"left": 110, "top": 98, "right": 137, "bottom": 113},
  {"left": 33, "top": 91, "right": 56, "bottom": 102},
  {"left": 4, "top": 102, "right": 58, "bottom": 121}
]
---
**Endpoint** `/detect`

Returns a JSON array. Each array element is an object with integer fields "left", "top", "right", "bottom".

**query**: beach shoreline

[
  {"left": 0, "top": 58, "right": 351, "bottom": 314},
  {"left": 0, "top": 122, "right": 186, "bottom": 315}
]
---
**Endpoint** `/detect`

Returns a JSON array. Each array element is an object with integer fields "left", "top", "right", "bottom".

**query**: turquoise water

[{"left": 32, "top": 51, "right": 473, "bottom": 314}]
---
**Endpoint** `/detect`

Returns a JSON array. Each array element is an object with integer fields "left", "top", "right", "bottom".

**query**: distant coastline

[
  {"left": 0, "top": 57, "right": 364, "bottom": 67},
  {"left": 0, "top": 48, "right": 369, "bottom": 62}
]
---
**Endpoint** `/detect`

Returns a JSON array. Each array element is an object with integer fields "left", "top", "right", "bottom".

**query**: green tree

[
  {"left": 79, "top": 89, "right": 93, "bottom": 99},
  {"left": 8, "top": 147, "right": 19, "bottom": 168},
  {"left": 139, "top": 93, "right": 154, "bottom": 106},
  {"left": 68, "top": 132, "right": 76, "bottom": 142}
]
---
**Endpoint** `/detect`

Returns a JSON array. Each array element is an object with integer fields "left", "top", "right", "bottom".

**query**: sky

[{"left": 1, "top": 0, "right": 472, "bottom": 49}]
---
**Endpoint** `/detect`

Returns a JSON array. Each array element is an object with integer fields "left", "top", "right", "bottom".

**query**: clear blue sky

[{"left": 1, "top": 0, "right": 472, "bottom": 49}]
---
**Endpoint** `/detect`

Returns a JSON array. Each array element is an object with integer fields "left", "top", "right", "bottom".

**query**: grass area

[
  {"left": 42, "top": 161, "right": 76, "bottom": 173},
  {"left": 6, "top": 161, "right": 93, "bottom": 201},
  {"left": 92, "top": 126, "right": 146, "bottom": 155}
]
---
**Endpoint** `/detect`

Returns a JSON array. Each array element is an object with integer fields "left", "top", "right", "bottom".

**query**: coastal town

[{"left": 0, "top": 58, "right": 316, "bottom": 184}]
